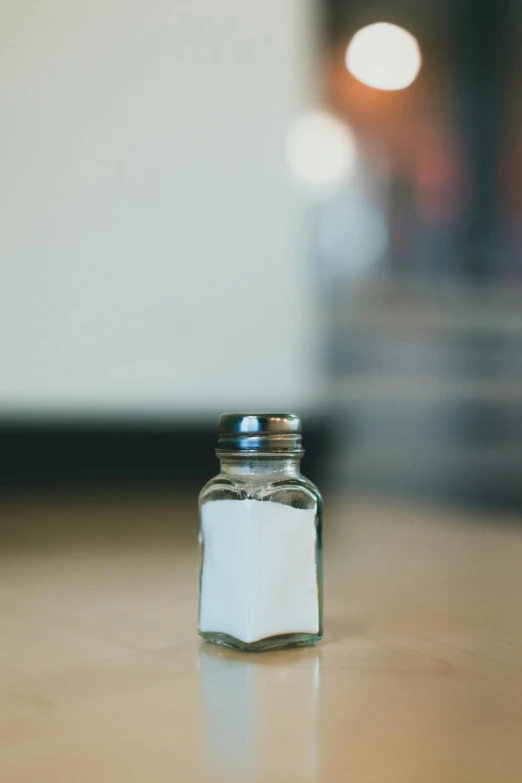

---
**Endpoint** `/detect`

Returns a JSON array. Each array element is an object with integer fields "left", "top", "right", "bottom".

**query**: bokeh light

[
  {"left": 285, "top": 111, "right": 357, "bottom": 194},
  {"left": 345, "top": 22, "right": 422, "bottom": 91}
]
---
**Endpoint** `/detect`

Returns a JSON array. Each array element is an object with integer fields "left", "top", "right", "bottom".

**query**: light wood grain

[{"left": 0, "top": 493, "right": 521, "bottom": 782}]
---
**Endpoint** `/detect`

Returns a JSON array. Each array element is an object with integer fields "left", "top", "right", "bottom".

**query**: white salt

[{"left": 199, "top": 499, "right": 319, "bottom": 643}]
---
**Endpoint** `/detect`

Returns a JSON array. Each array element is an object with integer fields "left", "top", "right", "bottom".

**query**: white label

[{"left": 199, "top": 499, "right": 319, "bottom": 643}]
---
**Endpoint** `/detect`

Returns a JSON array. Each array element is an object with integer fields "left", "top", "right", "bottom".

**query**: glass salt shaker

[{"left": 198, "top": 413, "right": 323, "bottom": 651}]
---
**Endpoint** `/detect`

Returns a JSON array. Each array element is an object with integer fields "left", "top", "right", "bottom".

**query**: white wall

[{"left": 0, "top": 0, "right": 317, "bottom": 416}]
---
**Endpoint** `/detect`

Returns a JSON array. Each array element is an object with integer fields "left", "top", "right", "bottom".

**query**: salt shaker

[{"left": 198, "top": 413, "right": 323, "bottom": 651}]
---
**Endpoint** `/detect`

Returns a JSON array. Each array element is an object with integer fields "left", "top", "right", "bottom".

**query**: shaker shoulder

[
  {"left": 258, "top": 473, "right": 322, "bottom": 512},
  {"left": 199, "top": 471, "right": 322, "bottom": 510},
  {"left": 198, "top": 473, "right": 247, "bottom": 504}
]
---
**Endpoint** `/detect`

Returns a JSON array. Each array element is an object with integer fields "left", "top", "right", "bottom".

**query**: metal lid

[{"left": 217, "top": 413, "right": 303, "bottom": 453}]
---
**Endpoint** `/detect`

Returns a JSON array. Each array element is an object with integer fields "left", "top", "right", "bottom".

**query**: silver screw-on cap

[{"left": 217, "top": 413, "right": 303, "bottom": 453}]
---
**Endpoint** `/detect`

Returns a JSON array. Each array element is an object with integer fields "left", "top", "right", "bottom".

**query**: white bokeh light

[
  {"left": 346, "top": 22, "right": 421, "bottom": 91},
  {"left": 285, "top": 111, "right": 357, "bottom": 194}
]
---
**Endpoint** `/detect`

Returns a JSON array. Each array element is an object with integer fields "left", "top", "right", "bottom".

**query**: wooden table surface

[{"left": 1, "top": 492, "right": 521, "bottom": 782}]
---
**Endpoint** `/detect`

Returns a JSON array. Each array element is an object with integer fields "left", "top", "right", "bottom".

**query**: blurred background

[{"left": 1, "top": 0, "right": 521, "bottom": 509}]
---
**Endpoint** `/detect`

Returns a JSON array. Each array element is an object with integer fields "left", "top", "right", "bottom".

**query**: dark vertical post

[{"left": 451, "top": 0, "right": 513, "bottom": 281}]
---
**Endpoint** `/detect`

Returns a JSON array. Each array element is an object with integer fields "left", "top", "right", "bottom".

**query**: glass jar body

[{"left": 198, "top": 454, "right": 323, "bottom": 652}]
